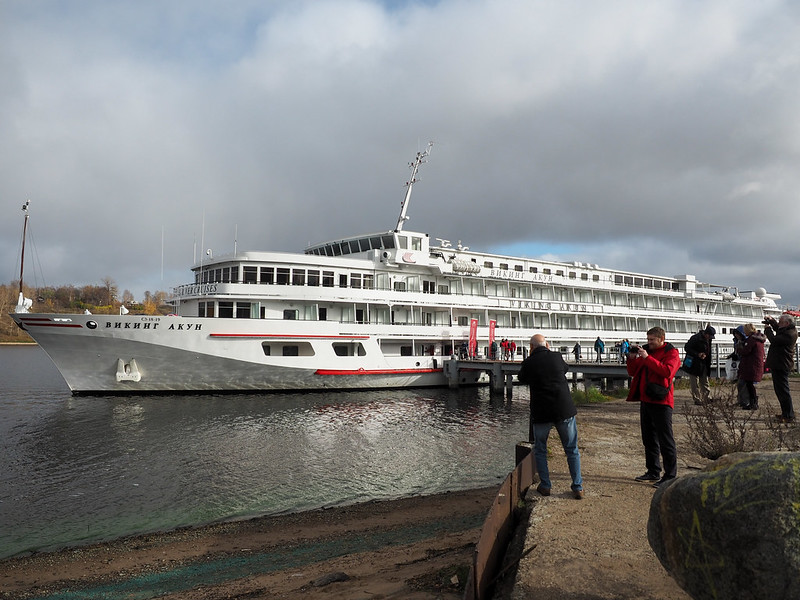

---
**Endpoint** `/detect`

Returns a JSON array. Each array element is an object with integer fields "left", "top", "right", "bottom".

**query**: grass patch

[{"left": 572, "top": 387, "right": 617, "bottom": 405}]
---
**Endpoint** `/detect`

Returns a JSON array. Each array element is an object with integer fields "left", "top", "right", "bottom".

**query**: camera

[{"left": 629, "top": 345, "right": 641, "bottom": 353}]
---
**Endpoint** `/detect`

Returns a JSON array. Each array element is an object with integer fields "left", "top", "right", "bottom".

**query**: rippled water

[{"left": 0, "top": 346, "right": 529, "bottom": 559}]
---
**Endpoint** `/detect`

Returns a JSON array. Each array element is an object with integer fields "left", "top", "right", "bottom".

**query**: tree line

[{"left": 0, "top": 279, "right": 172, "bottom": 342}]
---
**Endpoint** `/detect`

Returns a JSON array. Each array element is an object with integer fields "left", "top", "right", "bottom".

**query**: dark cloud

[{"left": 2, "top": 0, "right": 799, "bottom": 307}]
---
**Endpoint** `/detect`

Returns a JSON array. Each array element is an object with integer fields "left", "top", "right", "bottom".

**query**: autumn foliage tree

[{"left": 0, "top": 280, "right": 173, "bottom": 342}]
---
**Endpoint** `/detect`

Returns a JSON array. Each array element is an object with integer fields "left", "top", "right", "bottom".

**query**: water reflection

[{"left": 0, "top": 347, "right": 528, "bottom": 559}]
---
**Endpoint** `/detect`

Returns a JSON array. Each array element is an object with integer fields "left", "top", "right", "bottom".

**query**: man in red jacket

[{"left": 626, "top": 326, "right": 681, "bottom": 488}]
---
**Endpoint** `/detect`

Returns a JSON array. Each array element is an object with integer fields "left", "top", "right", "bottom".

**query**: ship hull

[{"left": 11, "top": 313, "right": 477, "bottom": 394}]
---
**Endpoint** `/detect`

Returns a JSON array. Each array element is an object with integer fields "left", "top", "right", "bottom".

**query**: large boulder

[{"left": 648, "top": 452, "right": 800, "bottom": 600}]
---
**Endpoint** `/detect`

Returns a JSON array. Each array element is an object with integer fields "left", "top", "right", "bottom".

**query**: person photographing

[
  {"left": 627, "top": 327, "right": 681, "bottom": 488},
  {"left": 763, "top": 314, "right": 798, "bottom": 423}
]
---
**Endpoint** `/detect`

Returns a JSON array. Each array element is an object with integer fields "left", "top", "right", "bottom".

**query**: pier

[{"left": 443, "top": 357, "right": 631, "bottom": 396}]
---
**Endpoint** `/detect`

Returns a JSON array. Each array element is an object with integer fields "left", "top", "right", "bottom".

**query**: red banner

[
  {"left": 469, "top": 318, "right": 479, "bottom": 358},
  {"left": 489, "top": 319, "right": 496, "bottom": 346}
]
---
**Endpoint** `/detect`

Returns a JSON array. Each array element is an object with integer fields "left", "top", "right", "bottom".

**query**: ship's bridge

[{"left": 305, "top": 230, "right": 430, "bottom": 264}]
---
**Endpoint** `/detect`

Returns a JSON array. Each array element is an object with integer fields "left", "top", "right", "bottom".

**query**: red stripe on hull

[
  {"left": 22, "top": 322, "right": 83, "bottom": 328},
  {"left": 315, "top": 368, "right": 443, "bottom": 376},
  {"left": 210, "top": 333, "right": 370, "bottom": 339}
]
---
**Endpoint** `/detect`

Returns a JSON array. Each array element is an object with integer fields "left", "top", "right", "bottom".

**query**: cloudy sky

[{"left": 2, "top": 0, "right": 799, "bottom": 307}]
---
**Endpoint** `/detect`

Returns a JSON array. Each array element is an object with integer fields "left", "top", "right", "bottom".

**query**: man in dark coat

[
  {"left": 684, "top": 325, "right": 716, "bottom": 405},
  {"left": 627, "top": 326, "right": 681, "bottom": 487},
  {"left": 518, "top": 334, "right": 583, "bottom": 499},
  {"left": 764, "top": 314, "right": 798, "bottom": 422}
]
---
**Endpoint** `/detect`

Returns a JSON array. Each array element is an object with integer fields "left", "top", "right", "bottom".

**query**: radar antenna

[{"left": 395, "top": 142, "right": 433, "bottom": 232}]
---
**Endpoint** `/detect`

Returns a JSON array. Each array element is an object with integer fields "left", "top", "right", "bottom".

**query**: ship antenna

[{"left": 395, "top": 142, "right": 433, "bottom": 232}]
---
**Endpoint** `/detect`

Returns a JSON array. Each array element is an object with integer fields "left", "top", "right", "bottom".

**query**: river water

[{"left": 0, "top": 345, "right": 529, "bottom": 560}]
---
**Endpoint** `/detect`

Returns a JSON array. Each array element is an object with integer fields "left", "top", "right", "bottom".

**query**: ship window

[
  {"left": 319, "top": 307, "right": 327, "bottom": 321},
  {"left": 484, "top": 261, "right": 493, "bottom": 268},
  {"left": 615, "top": 275, "right": 623, "bottom": 284},
  {"left": 530, "top": 267, "right": 538, "bottom": 273},
  {"left": 556, "top": 270, "right": 564, "bottom": 276},
  {"left": 393, "top": 281, "right": 406, "bottom": 291},
  {"left": 198, "top": 301, "right": 214, "bottom": 317},
  {"left": 438, "top": 284, "right": 449, "bottom": 294},
  {"left": 333, "top": 342, "right": 366, "bottom": 356},
  {"left": 243, "top": 266, "right": 257, "bottom": 284},
  {"left": 370, "top": 236, "right": 382, "bottom": 249},
  {"left": 293, "top": 270, "right": 306, "bottom": 286},
  {"left": 398, "top": 236, "right": 408, "bottom": 249},
  {"left": 260, "top": 267, "right": 274, "bottom": 284},
  {"left": 277, "top": 268, "right": 290, "bottom": 285},
  {"left": 634, "top": 277, "right": 643, "bottom": 287},
  {"left": 515, "top": 265, "right": 523, "bottom": 272},
  {"left": 423, "top": 280, "right": 436, "bottom": 293},
  {"left": 308, "top": 270, "right": 320, "bottom": 286},
  {"left": 569, "top": 272, "right": 576, "bottom": 279},
  {"left": 363, "top": 274, "right": 374, "bottom": 289},
  {"left": 381, "top": 235, "right": 395, "bottom": 249},
  {"left": 283, "top": 309, "right": 298, "bottom": 320},
  {"left": 581, "top": 273, "right": 588, "bottom": 280},
  {"left": 624, "top": 276, "right": 633, "bottom": 285},
  {"left": 282, "top": 343, "right": 314, "bottom": 356},
  {"left": 351, "top": 273, "right": 362, "bottom": 289},
  {"left": 218, "top": 302, "right": 234, "bottom": 318},
  {"left": 322, "top": 271, "right": 334, "bottom": 287},
  {"left": 400, "top": 345, "right": 413, "bottom": 356},
  {"left": 236, "top": 302, "right": 251, "bottom": 318},
  {"left": 543, "top": 268, "right": 551, "bottom": 275},
  {"left": 593, "top": 274, "right": 600, "bottom": 282},
  {"left": 500, "top": 263, "right": 508, "bottom": 270},
  {"left": 339, "top": 274, "right": 348, "bottom": 288},
  {"left": 230, "top": 267, "right": 239, "bottom": 283},
  {"left": 458, "top": 316, "right": 469, "bottom": 326},
  {"left": 214, "top": 268, "right": 222, "bottom": 283},
  {"left": 411, "top": 236, "right": 423, "bottom": 251},
  {"left": 261, "top": 343, "right": 271, "bottom": 356},
  {"left": 644, "top": 278, "right": 653, "bottom": 288}
]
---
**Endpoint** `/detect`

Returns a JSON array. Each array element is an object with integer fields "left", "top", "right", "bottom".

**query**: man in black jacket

[
  {"left": 518, "top": 334, "right": 583, "bottom": 499},
  {"left": 764, "top": 314, "right": 798, "bottom": 423},
  {"left": 684, "top": 325, "right": 715, "bottom": 405}
]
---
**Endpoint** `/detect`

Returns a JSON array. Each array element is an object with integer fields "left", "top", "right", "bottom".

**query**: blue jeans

[{"left": 533, "top": 416, "right": 583, "bottom": 491}]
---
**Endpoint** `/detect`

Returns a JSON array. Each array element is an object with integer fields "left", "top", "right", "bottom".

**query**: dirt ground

[{"left": 1, "top": 378, "right": 796, "bottom": 600}]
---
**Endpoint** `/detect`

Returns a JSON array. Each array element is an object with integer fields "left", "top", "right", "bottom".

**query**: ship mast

[
  {"left": 394, "top": 142, "right": 433, "bottom": 232},
  {"left": 16, "top": 200, "right": 32, "bottom": 313}
]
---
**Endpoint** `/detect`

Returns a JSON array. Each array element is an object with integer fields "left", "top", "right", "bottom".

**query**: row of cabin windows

[
  {"left": 199, "top": 301, "right": 328, "bottom": 321},
  {"left": 198, "top": 301, "right": 760, "bottom": 334},
  {"left": 261, "top": 342, "right": 435, "bottom": 357},
  {"left": 262, "top": 342, "right": 367, "bottom": 357},
  {"left": 481, "top": 260, "right": 680, "bottom": 290},
  {"left": 613, "top": 274, "right": 680, "bottom": 291},
  {"left": 199, "top": 267, "right": 376, "bottom": 290}
]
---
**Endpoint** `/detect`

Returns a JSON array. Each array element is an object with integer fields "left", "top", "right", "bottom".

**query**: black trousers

[
  {"left": 772, "top": 369, "right": 794, "bottom": 418},
  {"left": 640, "top": 402, "right": 677, "bottom": 478}
]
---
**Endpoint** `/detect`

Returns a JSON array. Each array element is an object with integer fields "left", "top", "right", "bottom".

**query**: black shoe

[
  {"left": 536, "top": 484, "right": 551, "bottom": 496},
  {"left": 653, "top": 477, "right": 675, "bottom": 488},
  {"left": 634, "top": 473, "right": 660, "bottom": 482}
]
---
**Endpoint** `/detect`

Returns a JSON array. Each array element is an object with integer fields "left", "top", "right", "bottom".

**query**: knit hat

[{"left": 704, "top": 325, "right": 716, "bottom": 338}]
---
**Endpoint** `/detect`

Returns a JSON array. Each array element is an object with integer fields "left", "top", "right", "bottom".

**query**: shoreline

[{"left": 0, "top": 486, "right": 498, "bottom": 599}]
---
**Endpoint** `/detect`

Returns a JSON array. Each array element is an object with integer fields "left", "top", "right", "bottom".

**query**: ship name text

[{"left": 105, "top": 322, "right": 203, "bottom": 331}]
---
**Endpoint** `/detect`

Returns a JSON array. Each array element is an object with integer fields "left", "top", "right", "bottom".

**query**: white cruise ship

[{"left": 11, "top": 146, "right": 786, "bottom": 393}]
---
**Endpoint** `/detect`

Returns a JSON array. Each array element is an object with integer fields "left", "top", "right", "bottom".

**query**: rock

[
  {"left": 648, "top": 452, "right": 800, "bottom": 600},
  {"left": 312, "top": 571, "right": 350, "bottom": 587}
]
